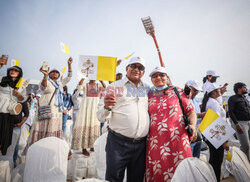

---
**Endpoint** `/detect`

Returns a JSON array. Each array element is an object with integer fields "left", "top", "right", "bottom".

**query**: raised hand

[
  {"left": 68, "top": 57, "right": 73, "bottom": 65},
  {"left": 40, "top": 67, "right": 49, "bottom": 77}
]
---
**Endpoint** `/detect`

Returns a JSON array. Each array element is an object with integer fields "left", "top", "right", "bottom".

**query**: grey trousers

[{"left": 233, "top": 120, "right": 250, "bottom": 161}]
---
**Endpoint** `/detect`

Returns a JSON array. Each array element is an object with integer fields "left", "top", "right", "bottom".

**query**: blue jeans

[
  {"left": 62, "top": 114, "right": 68, "bottom": 135},
  {"left": 13, "top": 127, "right": 21, "bottom": 164},
  {"left": 191, "top": 140, "right": 202, "bottom": 158}
]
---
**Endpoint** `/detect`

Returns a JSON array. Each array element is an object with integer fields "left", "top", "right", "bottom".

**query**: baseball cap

[
  {"left": 49, "top": 68, "right": 60, "bottom": 76},
  {"left": 186, "top": 80, "right": 202, "bottom": 91},
  {"left": 206, "top": 82, "right": 222, "bottom": 94},
  {"left": 149, "top": 66, "right": 167, "bottom": 77},
  {"left": 128, "top": 56, "right": 145, "bottom": 67},
  {"left": 206, "top": 70, "right": 219, "bottom": 77}
]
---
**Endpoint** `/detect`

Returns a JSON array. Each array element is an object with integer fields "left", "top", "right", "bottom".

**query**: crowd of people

[{"left": 0, "top": 55, "right": 250, "bottom": 182}]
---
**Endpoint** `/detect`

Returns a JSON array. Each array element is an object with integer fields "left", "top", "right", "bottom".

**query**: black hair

[
  {"left": 73, "top": 88, "right": 78, "bottom": 95},
  {"left": 63, "top": 86, "right": 69, "bottom": 100},
  {"left": 201, "top": 92, "right": 212, "bottom": 112},
  {"left": 203, "top": 75, "right": 217, "bottom": 84},
  {"left": 233, "top": 82, "right": 246, "bottom": 94},
  {"left": 203, "top": 76, "right": 208, "bottom": 84}
]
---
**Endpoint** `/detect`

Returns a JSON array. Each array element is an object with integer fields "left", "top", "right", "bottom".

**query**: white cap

[
  {"left": 186, "top": 80, "right": 202, "bottom": 91},
  {"left": 36, "top": 93, "right": 41, "bottom": 98},
  {"left": 206, "top": 70, "right": 219, "bottom": 77},
  {"left": 149, "top": 66, "right": 167, "bottom": 77},
  {"left": 128, "top": 56, "right": 145, "bottom": 67},
  {"left": 206, "top": 82, "right": 222, "bottom": 94},
  {"left": 49, "top": 68, "right": 60, "bottom": 76}
]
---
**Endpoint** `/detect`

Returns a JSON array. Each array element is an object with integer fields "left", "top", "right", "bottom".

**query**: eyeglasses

[
  {"left": 129, "top": 64, "right": 145, "bottom": 71},
  {"left": 151, "top": 73, "right": 167, "bottom": 78}
]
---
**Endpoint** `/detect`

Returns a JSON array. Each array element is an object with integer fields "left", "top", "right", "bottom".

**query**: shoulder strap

[
  {"left": 38, "top": 88, "right": 57, "bottom": 107},
  {"left": 48, "top": 88, "right": 57, "bottom": 105},
  {"left": 173, "top": 87, "right": 186, "bottom": 119},
  {"left": 173, "top": 87, "right": 193, "bottom": 136}
]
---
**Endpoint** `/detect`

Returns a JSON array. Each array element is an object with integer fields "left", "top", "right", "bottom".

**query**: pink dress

[{"left": 146, "top": 87, "right": 194, "bottom": 182}]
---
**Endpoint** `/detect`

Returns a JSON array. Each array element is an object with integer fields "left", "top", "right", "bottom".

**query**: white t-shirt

[{"left": 206, "top": 97, "right": 226, "bottom": 120}]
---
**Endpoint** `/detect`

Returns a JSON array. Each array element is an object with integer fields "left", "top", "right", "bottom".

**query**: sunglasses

[
  {"left": 129, "top": 64, "right": 145, "bottom": 71},
  {"left": 151, "top": 73, "right": 167, "bottom": 78}
]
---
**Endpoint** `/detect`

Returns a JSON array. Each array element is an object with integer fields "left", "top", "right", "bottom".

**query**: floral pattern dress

[{"left": 146, "top": 87, "right": 194, "bottom": 182}]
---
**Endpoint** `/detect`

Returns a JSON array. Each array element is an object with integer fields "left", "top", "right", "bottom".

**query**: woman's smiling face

[{"left": 151, "top": 72, "right": 168, "bottom": 87}]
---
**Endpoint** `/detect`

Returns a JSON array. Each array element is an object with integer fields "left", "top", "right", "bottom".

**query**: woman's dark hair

[
  {"left": 201, "top": 92, "right": 212, "bottom": 112},
  {"left": 0, "top": 66, "right": 23, "bottom": 89},
  {"left": 203, "top": 76, "right": 208, "bottom": 84},
  {"left": 203, "top": 75, "right": 217, "bottom": 84},
  {"left": 73, "top": 89, "right": 78, "bottom": 95},
  {"left": 63, "top": 86, "right": 69, "bottom": 100},
  {"left": 233, "top": 82, "right": 246, "bottom": 94}
]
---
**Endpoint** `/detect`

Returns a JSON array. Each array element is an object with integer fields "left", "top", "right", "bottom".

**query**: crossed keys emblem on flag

[
  {"left": 209, "top": 124, "right": 226, "bottom": 140},
  {"left": 81, "top": 59, "right": 95, "bottom": 77}
]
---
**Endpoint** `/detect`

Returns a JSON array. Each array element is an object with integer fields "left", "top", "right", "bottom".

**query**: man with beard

[{"left": 228, "top": 82, "right": 250, "bottom": 161}]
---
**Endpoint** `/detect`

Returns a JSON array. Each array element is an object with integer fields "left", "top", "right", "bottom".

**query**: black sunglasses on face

[
  {"left": 151, "top": 73, "right": 166, "bottom": 78},
  {"left": 129, "top": 64, "right": 145, "bottom": 71}
]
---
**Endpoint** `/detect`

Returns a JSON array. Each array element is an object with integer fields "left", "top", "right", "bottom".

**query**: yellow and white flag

[
  {"left": 78, "top": 55, "right": 117, "bottom": 81},
  {"left": 199, "top": 109, "right": 235, "bottom": 149},
  {"left": 60, "top": 42, "right": 70, "bottom": 54},
  {"left": 16, "top": 78, "right": 30, "bottom": 94},
  {"left": 11, "top": 59, "right": 20, "bottom": 66},
  {"left": 61, "top": 67, "right": 67, "bottom": 74},
  {"left": 16, "top": 77, "right": 23, "bottom": 88},
  {"left": 125, "top": 52, "right": 135, "bottom": 59}
]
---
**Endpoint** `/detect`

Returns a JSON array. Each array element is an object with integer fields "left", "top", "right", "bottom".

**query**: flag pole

[{"left": 141, "top": 16, "right": 172, "bottom": 85}]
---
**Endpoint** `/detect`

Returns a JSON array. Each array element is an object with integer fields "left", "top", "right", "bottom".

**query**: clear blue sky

[{"left": 1, "top": 0, "right": 249, "bottom": 96}]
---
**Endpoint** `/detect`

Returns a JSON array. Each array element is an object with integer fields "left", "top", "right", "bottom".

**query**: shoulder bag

[{"left": 38, "top": 88, "right": 57, "bottom": 120}]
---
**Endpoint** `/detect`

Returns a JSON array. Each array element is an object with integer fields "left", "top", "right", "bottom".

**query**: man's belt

[{"left": 109, "top": 129, "right": 147, "bottom": 143}]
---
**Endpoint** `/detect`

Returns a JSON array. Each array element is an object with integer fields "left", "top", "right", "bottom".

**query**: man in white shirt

[
  {"left": 97, "top": 57, "right": 150, "bottom": 182},
  {"left": 185, "top": 80, "right": 205, "bottom": 158}
]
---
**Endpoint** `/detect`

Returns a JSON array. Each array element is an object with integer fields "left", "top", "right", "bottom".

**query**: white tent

[
  {"left": 171, "top": 157, "right": 217, "bottom": 182},
  {"left": 230, "top": 146, "right": 250, "bottom": 181},
  {"left": 23, "top": 137, "right": 69, "bottom": 182},
  {"left": 0, "top": 161, "right": 11, "bottom": 182}
]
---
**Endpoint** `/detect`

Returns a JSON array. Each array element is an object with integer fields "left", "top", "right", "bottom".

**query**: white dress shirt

[
  {"left": 206, "top": 97, "right": 226, "bottom": 120},
  {"left": 97, "top": 76, "right": 150, "bottom": 138}
]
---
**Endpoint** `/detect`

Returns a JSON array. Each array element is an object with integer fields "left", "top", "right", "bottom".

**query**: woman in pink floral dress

[{"left": 146, "top": 67, "right": 197, "bottom": 182}]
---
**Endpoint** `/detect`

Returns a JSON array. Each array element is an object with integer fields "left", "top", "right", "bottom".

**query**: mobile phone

[
  {"left": 0, "top": 54, "right": 8, "bottom": 65},
  {"left": 42, "top": 61, "right": 49, "bottom": 71},
  {"left": 184, "top": 85, "right": 191, "bottom": 95}
]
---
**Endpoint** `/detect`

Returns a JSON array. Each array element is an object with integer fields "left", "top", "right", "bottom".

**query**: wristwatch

[{"left": 104, "top": 105, "right": 112, "bottom": 111}]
